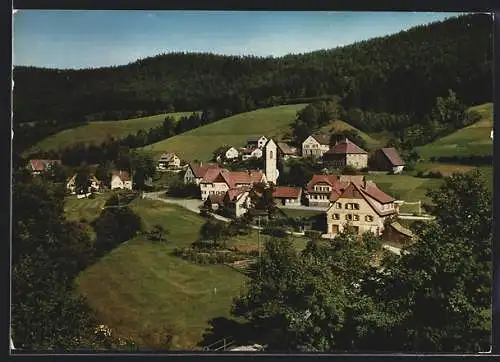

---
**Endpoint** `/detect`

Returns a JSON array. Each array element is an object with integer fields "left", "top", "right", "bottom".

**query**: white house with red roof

[
  {"left": 28, "top": 159, "right": 61, "bottom": 175},
  {"left": 301, "top": 134, "right": 330, "bottom": 158},
  {"left": 184, "top": 162, "right": 226, "bottom": 185},
  {"left": 322, "top": 138, "right": 368, "bottom": 169},
  {"left": 325, "top": 179, "right": 399, "bottom": 236},
  {"left": 305, "top": 174, "right": 343, "bottom": 207},
  {"left": 223, "top": 186, "right": 253, "bottom": 218},
  {"left": 272, "top": 186, "right": 302, "bottom": 206},
  {"left": 199, "top": 169, "right": 267, "bottom": 201},
  {"left": 111, "top": 170, "right": 133, "bottom": 190},
  {"left": 370, "top": 148, "right": 405, "bottom": 174}
]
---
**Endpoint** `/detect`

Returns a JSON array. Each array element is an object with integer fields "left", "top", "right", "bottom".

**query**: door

[{"left": 330, "top": 224, "right": 339, "bottom": 234}]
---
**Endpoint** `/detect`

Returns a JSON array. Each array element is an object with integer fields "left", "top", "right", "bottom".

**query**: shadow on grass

[{"left": 198, "top": 317, "right": 263, "bottom": 349}]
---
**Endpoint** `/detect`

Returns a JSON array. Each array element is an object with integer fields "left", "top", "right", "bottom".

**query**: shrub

[{"left": 305, "top": 230, "right": 322, "bottom": 240}]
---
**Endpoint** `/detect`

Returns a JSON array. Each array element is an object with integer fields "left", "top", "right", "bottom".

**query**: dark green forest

[{"left": 14, "top": 13, "right": 491, "bottom": 129}]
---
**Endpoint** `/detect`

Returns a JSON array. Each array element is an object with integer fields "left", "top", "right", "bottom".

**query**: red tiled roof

[
  {"left": 306, "top": 174, "right": 339, "bottom": 192},
  {"left": 339, "top": 175, "right": 365, "bottom": 185},
  {"left": 325, "top": 138, "right": 367, "bottom": 155},
  {"left": 112, "top": 170, "right": 131, "bottom": 181},
  {"left": 362, "top": 183, "right": 395, "bottom": 204},
  {"left": 200, "top": 168, "right": 225, "bottom": 183},
  {"left": 29, "top": 159, "right": 61, "bottom": 172},
  {"left": 273, "top": 186, "right": 302, "bottom": 199},
  {"left": 380, "top": 148, "right": 405, "bottom": 166},
  {"left": 190, "top": 163, "right": 223, "bottom": 178},
  {"left": 221, "top": 170, "right": 265, "bottom": 188}
]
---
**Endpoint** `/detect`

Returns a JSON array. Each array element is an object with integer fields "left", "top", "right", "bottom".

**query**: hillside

[
  {"left": 320, "top": 120, "right": 384, "bottom": 150},
  {"left": 14, "top": 14, "right": 491, "bottom": 128},
  {"left": 417, "top": 103, "right": 493, "bottom": 160},
  {"left": 28, "top": 111, "right": 196, "bottom": 153},
  {"left": 142, "top": 104, "right": 307, "bottom": 161}
]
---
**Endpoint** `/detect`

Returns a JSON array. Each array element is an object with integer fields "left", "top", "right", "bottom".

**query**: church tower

[{"left": 265, "top": 138, "right": 278, "bottom": 185}]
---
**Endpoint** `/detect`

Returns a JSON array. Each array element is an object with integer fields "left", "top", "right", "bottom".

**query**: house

[
  {"left": 305, "top": 174, "right": 343, "bottom": 208},
  {"left": 247, "top": 136, "right": 268, "bottom": 149},
  {"left": 199, "top": 169, "right": 267, "bottom": 201},
  {"left": 67, "top": 174, "right": 101, "bottom": 194},
  {"left": 111, "top": 170, "right": 133, "bottom": 190},
  {"left": 301, "top": 134, "right": 330, "bottom": 158},
  {"left": 322, "top": 138, "right": 368, "bottom": 170},
  {"left": 28, "top": 159, "right": 61, "bottom": 175},
  {"left": 277, "top": 142, "right": 299, "bottom": 160},
  {"left": 184, "top": 162, "right": 225, "bottom": 185},
  {"left": 272, "top": 186, "right": 302, "bottom": 206},
  {"left": 239, "top": 147, "right": 263, "bottom": 160},
  {"left": 223, "top": 186, "right": 253, "bottom": 218},
  {"left": 224, "top": 147, "right": 240, "bottom": 160},
  {"left": 382, "top": 221, "right": 414, "bottom": 245},
  {"left": 370, "top": 148, "right": 405, "bottom": 174},
  {"left": 205, "top": 194, "right": 226, "bottom": 211},
  {"left": 157, "top": 152, "right": 181, "bottom": 170},
  {"left": 325, "top": 179, "right": 399, "bottom": 236}
]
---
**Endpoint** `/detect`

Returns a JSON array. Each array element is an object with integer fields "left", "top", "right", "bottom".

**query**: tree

[
  {"left": 75, "top": 165, "right": 92, "bottom": 194},
  {"left": 130, "top": 151, "right": 156, "bottom": 190},
  {"left": 375, "top": 169, "right": 492, "bottom": 352},
  {"left": 147, "top": 224, "right": 169, "bottom": 243},
  {"left": 251, "top": 182, "right": 277, "bottom": 218},
  {"left": 95, "top": 161, "right": 113, "bottom": 188},
  {"left": 199, "top": 219, "right": 228, "bottom": 248}
]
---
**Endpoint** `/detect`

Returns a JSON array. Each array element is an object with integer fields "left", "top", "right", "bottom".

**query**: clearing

[
  {"left": 30, "top": 111, "right": 197, "bottom": 153},
  {"left": 141, "top": 104, "right": 307, "bottom": 161}
]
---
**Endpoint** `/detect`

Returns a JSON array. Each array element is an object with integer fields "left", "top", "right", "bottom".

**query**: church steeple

[{"left": 264, "top": 138, "right": 278, "bottom": 185}]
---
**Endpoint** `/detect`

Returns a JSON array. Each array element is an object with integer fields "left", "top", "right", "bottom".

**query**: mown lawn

[
  {"left": 417, "top": 103, "right": 493, "bottom": 160},
  {"left": 75, "top": 199, "right": 247, "bottom": 350},
  {"left": 280, "top": 208, "right": 325, "bottom": 219},
  {"left": 142, "top": 104, "right": 307, "bottom": 162},
  {"left": 30, "top": 111, "right": 197, "bottom": 153}
]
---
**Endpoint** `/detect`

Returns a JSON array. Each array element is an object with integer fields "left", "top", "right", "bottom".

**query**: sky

[{"left": 13, "top": 11, "right": 464, "bottom": 69}]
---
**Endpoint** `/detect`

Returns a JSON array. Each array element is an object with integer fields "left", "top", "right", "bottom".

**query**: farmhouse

[
  {"left": 184, "top": 162, "right": 226, "bottom": 185},
  {"left": 199, "top": 169, "right": 267, "bottom": 201},
  {"left": 247, "top": 136, "right": 268, "bottom": 149},
  {"left": 66, "top": 174, "right": 101, "bottom": 194},
  {"left": 28, "top": 159, "right": 62, "bottom": 175},
  {"left": 224, "top": 146, "right": 240, "bottom": 160},
  {"left": 239, "top": 147, "right": 263, "bottom": 160},
  {"left": 325, "top": 179, "right": 398, "bottom": 236},
  {"left": 157, "top": 152, "right": 181, "bottom": 170},
  {"left": 277, "top": 142, "right": 299, "bottom": 160},
  {"left": 305, "top": 174, "right": 342, "bottom": 207},
  {"left": 370, "top": 148, "right": 405, "bottom": 174},
  {"left": 111, "top": 170, "right": 133, "bottom": 190},
  {"left": 302, "top": 134, "right": 330, "bottom": 158},
  {"left": 272, "top": 186, "right": 302, "bottom": 206},
  {"left": 322, "top": 138, "right": 368, "bottom": 170},
  {"left": 223, "top": 186, "right": 253, "bottom": 218}
]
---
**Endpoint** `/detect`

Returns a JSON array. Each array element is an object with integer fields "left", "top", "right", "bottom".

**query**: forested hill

[{"left": 14, "top": 13, "right": 491, "bottom": 125}]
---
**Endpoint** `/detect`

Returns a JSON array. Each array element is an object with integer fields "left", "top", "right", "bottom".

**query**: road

[{"left": 279, "top": 204, "right": 329, "bottom": 212}]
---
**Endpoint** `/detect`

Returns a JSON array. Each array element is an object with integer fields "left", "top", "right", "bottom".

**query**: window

[
  {"left": 270, "top": 151, "right": 273, "bottom": 159},
  {"left": 336, "top": 203, "right": 342, "bottom": 209},
  {"left": 346, "top": 203, "right": 352, "bottom": 210},
  {"left": 365, "top": 215, "right": 374, "bottom": 222},
  {"left": 332, "top": 213, "right": 340, "bottom": 220},
  {"left": 345, "top": 214, "right": 353, "bottom": 221},
  {"left": 354, "top": 203, "right": 360, "bottom": 210},
  {"left": 353, "top": 214, "right": 360, "bottom": 221}
]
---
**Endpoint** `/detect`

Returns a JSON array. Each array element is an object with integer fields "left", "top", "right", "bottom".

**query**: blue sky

[{"left": 13, "top": 11, "right": 463, "bottom": 69}]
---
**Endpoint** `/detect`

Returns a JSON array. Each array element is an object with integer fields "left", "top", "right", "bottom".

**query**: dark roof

[
  {"left": 247, "top": 136, "right": 266, "bottom": 142},
  {"left": 325, "top": 138, "right": 367, "bottom": 155},
  {"left": 29, "top": 159, "right": 61, "bottom": 172},
  {"left": 380, "top": 148, "right": 405, "bottom": 166},
  {"left": 310, "top": 134, "right": 330, "bottom": 145},
  {"left": 273, "top": 186, "right": 302, "bottom": 199}
]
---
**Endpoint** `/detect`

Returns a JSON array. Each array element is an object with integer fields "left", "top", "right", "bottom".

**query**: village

[{"left": 28, "top": 130, "right": 418, "bottom": 248}]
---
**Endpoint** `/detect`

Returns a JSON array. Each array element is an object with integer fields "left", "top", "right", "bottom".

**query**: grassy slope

[
  {"left": 75, "top": 199, "right": 247, "bottom": 349},
  {"left": 417, "top": 103, "right": 493, "bottom": 160},
  {"left": 142, "top": 104, "right": 307, "bottom": 161},
  {"left": 30, "top": 111, "right": 197, "bottom": 153},
  {"left": 320, "top": 120, "right": 385, "bottom": 150}
]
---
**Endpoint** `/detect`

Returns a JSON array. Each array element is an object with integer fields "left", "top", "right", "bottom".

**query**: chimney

[{"left": 200, "top": 161, "right": 203, "bottom": 167}]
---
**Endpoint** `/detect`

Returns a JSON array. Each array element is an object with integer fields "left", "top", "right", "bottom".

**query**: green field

[
  {"left": 30, "top": 111, "right": 197, "bottom": 153},
  {"left": 321, "top": 120, "right": 385, "bottom": 150},
  {"left": 417, "top": 103, "right": 493, "bottom": 160},
  {"left": 141, "top": 104, "right": 308, "bottom": 161},
  {"left": 280, "top": 208, "right": 325, "bottom": 220},
  {"left": 74, "top": 198, "right": 247, "bottom": 349}
]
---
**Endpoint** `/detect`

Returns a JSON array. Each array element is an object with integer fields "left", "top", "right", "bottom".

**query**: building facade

[
  {"left": 322, "top": 138, "right": 368, "bottom": 170},
  {"left": 369, "top": 148, "right": 405, "bottom": 174},
  {"left": 301, "top": 134, "right": 330, "bottom": 158}
]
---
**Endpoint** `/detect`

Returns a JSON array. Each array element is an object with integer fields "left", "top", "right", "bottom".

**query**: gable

[{"left": 302, "top": 136, "right": 319, "bottom": 146}]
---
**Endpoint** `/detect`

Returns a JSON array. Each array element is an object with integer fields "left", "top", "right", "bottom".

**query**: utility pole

[{"left": 257, "top": 215, "right": 261, "bottom": 278}]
